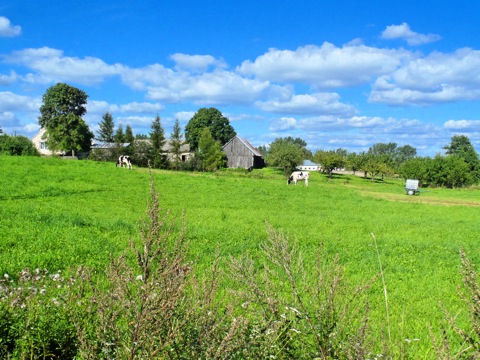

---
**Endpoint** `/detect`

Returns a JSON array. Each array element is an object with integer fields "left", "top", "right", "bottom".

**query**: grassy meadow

[{"left": 1, "top": 155, "right": 480, "bottom": 358}]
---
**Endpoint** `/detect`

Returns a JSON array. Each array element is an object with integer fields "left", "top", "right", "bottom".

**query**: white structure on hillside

[
  {"left": 296, "top": 160, "right": 321, "bottom": 171},
  {"left": 31, "top": 128, "right": 64, "bottom": 156}
]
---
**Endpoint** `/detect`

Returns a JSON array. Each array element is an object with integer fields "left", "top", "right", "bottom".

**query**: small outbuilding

[{"left": 222, "top": 135, "right": 265, "bottom": 170}]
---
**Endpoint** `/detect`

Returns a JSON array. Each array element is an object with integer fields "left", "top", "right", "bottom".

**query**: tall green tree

[
  {"left": 38, "top": 83, "right": 93, "bottom": 156},
  {"left": 197, "top": 128, "right": 226, "bottom": 171},
  {"left": 185, "top": 107, "right": 236, "bottom": 150},
  {"left": 150, "top": 115, "right": 167, "bottom": 168},
  {"left": 444, "top": 135, "right": 480, "bottom": 181},
  {"left": 125, "top": 125, "right": 135, "bottom": 145},
  {"left": 169, "top": 119, "right": 184, "bottom": 170},
  {"left": 114, "top": 124, "right": 125, "bottom": 143},
  {"left": 97, "top": 112, "right": 115, "bottom": 142}
]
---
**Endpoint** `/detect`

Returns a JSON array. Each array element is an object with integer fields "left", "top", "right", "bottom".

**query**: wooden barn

[{"left": 222, "top": 135, "right": 265, "bottom": 169}]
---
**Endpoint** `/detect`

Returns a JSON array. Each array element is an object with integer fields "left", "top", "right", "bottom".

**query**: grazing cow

[
  {"left": 288, "top": 171, "right": 309, "bottom": 186},
  {"left": 117, "top": 155, "right": 132, "bottom": 169}
]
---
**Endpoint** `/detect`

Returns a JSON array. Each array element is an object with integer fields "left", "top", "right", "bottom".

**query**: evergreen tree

[
  {"left": 125, "top": 124, "right": 135, "bottom": 145},
  {"left": 197, "top": 128, "right": 226, "bottom": 171},
  {"left": 114, "top": 124, "right": 125, "bottom": 143},
  {"left": 150, "top": 115, "right": 167, "bottom": 168},
  {"left": 169, "top": 119, "right": 184, "bottom": 170},
  {"left": 97, "top": 112, "right": 115, "bottom": 142}
]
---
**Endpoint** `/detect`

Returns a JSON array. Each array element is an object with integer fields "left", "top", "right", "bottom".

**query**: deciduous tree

[
  {"left": 267, "top": 138, "right": 304, "bottom": 175},
  {"left": 185, "top": 108, "right": 236, "bottom": 150},
  {"left": 38, "top": 83, "right": 93, "bottom": 156}
]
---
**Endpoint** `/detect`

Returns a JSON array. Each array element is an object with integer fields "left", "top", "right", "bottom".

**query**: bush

[{"left": 0, "top": 135, "right": 38, "bottom": 156}]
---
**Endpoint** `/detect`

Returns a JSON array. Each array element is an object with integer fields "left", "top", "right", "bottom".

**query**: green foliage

[
  {"left": 444, "top": 135, "right": 480, "bottom": 181},
  {"left": 46, "top": 113, "right": 94, "bottom": 155},
  {"left": 185, "top": 107, "right": 236, "bottom": 150},
  {"left": 0, "top": 135, "right": 38, "bottom": 156},
  {"left": 169, "top": 119, "right": 184, "bottom": 170},
  {"left": 39, "top": 83, "right": 93, "bottom": 154},
  {"left": 267, "top": 137, "right": 305, "bottom": 175},
  {"left": 2, "top": 157, "right": 480, "bottom": 358},
  {"left": 196, "top": 127, "right": 226, "bottom": 171},
  {"left": 313, "top": 149, "right": 346, "bottom": 178},
  {"left": 113, "top": 123, "right": 125, "bottom": 143},
  {"left": 150, "top": 115, "right": 168, "bottom": 169},
  {"left": 97, "top": 112, "right": 115, "bottom": 142}
]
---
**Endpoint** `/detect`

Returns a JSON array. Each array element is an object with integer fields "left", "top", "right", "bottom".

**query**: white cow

[
  {"left": 288, "top": 171, "right": 309, "bottom": 186},
  {"left": 117, "top": 155, "right": 132, "bottom": 169}
]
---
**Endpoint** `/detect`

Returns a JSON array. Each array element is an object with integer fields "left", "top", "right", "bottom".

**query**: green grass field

[{"left": 1, "top": 156, "right": 480, "bottom": 357}]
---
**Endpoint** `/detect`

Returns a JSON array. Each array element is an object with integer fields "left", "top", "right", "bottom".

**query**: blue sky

[{"left": 1, "top": 0, "right": 480, "bottom": 156}]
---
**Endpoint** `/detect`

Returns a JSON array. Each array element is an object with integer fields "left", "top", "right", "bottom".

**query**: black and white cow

[
  {"left": 288, "top": 171, "right": 309, "bottom": 186},
  {"left": 116, "top": 155, "right": 132, "bottom": 169}
]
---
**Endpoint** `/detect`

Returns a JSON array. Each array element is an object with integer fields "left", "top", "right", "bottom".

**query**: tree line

[
  {"left": 2, "top": 82, "right": 480, "bottom": 188},
  {"left": 260, "top": 135, "right": 480, "bottom": 188}
]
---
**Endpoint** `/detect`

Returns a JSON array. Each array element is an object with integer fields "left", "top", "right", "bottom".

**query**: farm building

[
  {"left": 161, "top": 141, "right": 192, "bottom": 162},
  {"left": 296, "top": 160, "right": 321, "bottom": 171},
  {"left": 32, "top": 128, "right": 64, "bottom": 156},
  {"left": 222, "top": 135, "right": 265, "bottom": 169}
]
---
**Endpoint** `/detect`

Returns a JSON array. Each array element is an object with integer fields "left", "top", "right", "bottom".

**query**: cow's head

[{"left": 287, "top": 176, "right": 293, "bottom": 185}]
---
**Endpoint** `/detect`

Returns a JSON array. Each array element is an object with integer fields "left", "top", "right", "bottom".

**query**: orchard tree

[
  {"left": 313, "top": 149, "right": 346, "bottom": 178},
  {"left": 267, "top": 137, "right": 304, "bottom": 175},
  {"left": 97, "top": 112, "right": 115, "bottom": 142},
  {"left": 185, "top": 107, "right": 236, "bottom": 150},
  {"left": 38, "top": 83, "right": 93, "bottom": 156}
]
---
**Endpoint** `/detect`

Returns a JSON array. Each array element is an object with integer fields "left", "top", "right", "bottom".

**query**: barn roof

[
  {"left": 223, "top": 135, "right": 263, "bottom": 157},
  {"left": 301, "top": 160, "right": 319, "bottom": 167},
  {"left": 91, "top": 141, "right": 130, "bottom": 149}
]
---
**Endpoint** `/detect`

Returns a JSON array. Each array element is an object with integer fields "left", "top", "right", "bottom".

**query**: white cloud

[
  {"left": 0, "top": 16, "right": 21, "bottom": 37},
  {"left": 0, "top": 91, "right": 41, "bottom": 112},
  {"left": 88, "top": 100, "right": 164, "bottom": 114},
  {"left": 370, "top": 48, "right": 480, "bottom": 105},
  {"left": 381, "top": 23, "right": 441, "bottom": 46},
  {"left": 170, "top": 53, "right": 226, "bottom": 71},
  {"left": 142, "top": 70, "right": 272, "bottom": 105},
  {"left": 257, "top": 92, "right": 357, "bottom": 116},
  {"left": 0, "top": 71, "right": 19, "bottom": 85},
  {"left": 174, "top": 111, "right": 196, "bottom": 122},
  {"left": 4, "top": 47, "right": 124, "bottom": 85},
  {"left": 444, "top": 119, "right": 480, "bottom": 130},
  {"left": 268, "top": 117, "right": 297, "bottom": 131},
  {"left": 238, "top": 43, "right": 410, "bottom": 88}
]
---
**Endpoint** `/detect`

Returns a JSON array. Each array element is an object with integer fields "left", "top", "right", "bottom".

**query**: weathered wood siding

[{"left": 222, "top": 136, "right": 265, "bottom": 169}]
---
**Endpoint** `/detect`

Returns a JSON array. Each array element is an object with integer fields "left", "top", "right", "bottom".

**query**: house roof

[
  {"left": 91, "top": 141, "right": 130, "bottom": 149},
  {"left": 301, "top": 160, "right": 320, "bottom": 167},
  {"left": 222, "top": 135, "right": 263, "bottom": 157}
]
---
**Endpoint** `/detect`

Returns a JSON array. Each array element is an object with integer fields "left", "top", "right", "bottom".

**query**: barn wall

[{"left": 223, "top": 136, "right": 265, "bottom": 169}]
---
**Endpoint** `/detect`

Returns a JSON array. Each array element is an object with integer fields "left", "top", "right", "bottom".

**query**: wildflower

[{"left": 136, "top": 275, "right": 143, "bottom": 281}]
